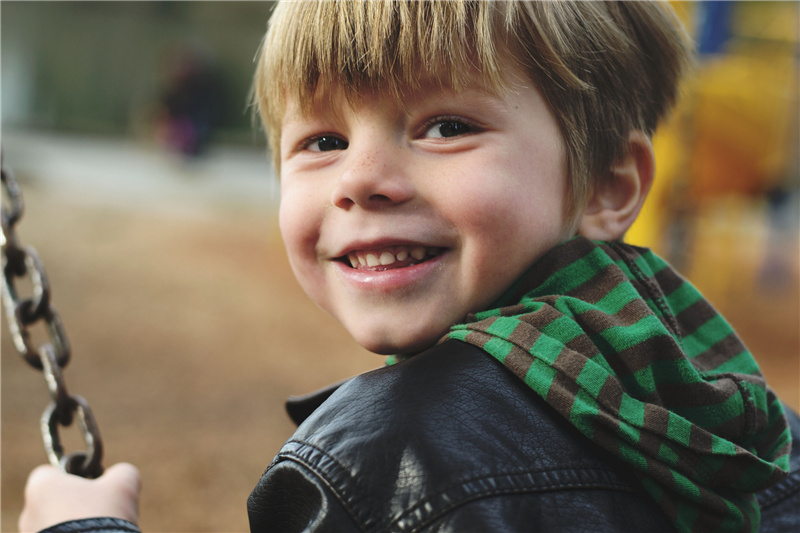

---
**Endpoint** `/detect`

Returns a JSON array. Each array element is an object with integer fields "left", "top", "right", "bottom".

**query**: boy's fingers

[
  {"left": 25, "top": 462, "right": 141, "bottom": 493},
  {"left": 24, "top": 464, "right": 73, "bottom": 496},
  {"left": 101, "top": 462, "right": 142, "bottom": 495},
  {"left": 20, "top": 462, "right": 141, "bottom": 532}
]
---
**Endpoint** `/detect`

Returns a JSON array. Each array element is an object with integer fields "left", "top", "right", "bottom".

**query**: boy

[{"left": 20, "top": 1, "right": 800, "bottom": 532}]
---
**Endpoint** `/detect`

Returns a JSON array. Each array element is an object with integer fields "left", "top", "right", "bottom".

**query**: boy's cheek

[
  {"left": 278, "top": 201, "right": 324, "bottom": 293},
  {"left": 278, "top": 190, "right": 318, "bottom": 251}
]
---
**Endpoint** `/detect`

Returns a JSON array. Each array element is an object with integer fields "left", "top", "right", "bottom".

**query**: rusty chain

[{"left": 1, "top": 161, "right": 104, "bottom": 479}]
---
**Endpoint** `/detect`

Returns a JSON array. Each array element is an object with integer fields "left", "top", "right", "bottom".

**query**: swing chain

[{"left": 1, "top": 163, "right": 104, "bottom": 479}]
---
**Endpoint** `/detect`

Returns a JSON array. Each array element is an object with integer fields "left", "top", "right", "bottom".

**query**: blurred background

[{"left": 1, "top": 1, "right": 798, "bottom": 531}]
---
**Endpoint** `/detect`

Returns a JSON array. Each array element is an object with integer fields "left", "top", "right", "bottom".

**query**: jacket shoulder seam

[
  {"left": 275, "top": 441, "right": 637, "bottom": 533},
  {"left": 391, "top": 466, "right": 636, "bottom": 532}
]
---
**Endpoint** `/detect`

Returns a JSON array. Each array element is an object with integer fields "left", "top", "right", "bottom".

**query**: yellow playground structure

[{"left": 629, "top": 1, "right": 798, "bottom": 304}]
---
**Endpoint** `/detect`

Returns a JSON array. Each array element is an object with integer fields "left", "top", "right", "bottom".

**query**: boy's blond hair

[{"left": 254, "top": 0, "right": 692, "bottom": 219}]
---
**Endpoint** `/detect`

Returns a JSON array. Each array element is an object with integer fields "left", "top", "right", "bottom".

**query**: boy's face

[{"left": 279, "top": 70, "right": 574, "bottom": 354}]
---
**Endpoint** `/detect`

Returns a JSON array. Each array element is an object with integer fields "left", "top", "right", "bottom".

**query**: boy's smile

[
  {"left": 279, "top": 71, "right": 575, "bottom": 355},
  {"left": 342, "top": 245, "right": 441, "bottom": 271}
]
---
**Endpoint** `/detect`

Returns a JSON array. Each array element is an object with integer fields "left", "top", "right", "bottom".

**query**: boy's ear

[{"left": 578, "top": 131, "right": 655, "bottom": 241}]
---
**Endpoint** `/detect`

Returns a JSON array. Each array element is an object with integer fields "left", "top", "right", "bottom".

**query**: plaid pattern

[{"left": 444, "top": 237, "right": 791, "bottom": 533}]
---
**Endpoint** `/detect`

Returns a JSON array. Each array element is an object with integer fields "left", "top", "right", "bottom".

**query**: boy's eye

[
  {"left": 422, "top": 119, "right": 476, "bottom": 139},
  {"left": 306, "top": 135, "right": 348, "bottom": 152}
]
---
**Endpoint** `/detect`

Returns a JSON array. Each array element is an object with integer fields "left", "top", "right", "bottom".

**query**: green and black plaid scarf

[{"left": 445, "top": 236, "right": 791, "bottom": 533}]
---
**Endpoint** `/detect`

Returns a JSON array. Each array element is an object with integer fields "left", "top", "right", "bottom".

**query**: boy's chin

[
  {"left": 333, "top": 308, "right": 456, "bottom": 356},
  {"left": 352, "top": 329, "right": 443, "bottom": 357}
]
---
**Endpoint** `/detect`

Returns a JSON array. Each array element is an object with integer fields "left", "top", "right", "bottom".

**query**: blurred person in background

[{"left": 155, "top": 45, "right": 224, "bottom": 158}]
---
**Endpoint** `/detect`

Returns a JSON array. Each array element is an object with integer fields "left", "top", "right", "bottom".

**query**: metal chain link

[{"left": 1, "top": 161, "right": 104, "bottom": 479}]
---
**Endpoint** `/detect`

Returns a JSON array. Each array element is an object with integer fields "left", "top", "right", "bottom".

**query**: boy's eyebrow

[{"left": 280, "top": 79, "right": 527, "bottom": 142}]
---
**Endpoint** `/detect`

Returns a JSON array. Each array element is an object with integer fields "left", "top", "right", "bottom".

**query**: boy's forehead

[{"left": 280, "top": 66, "right": 525, "bottom": 126}]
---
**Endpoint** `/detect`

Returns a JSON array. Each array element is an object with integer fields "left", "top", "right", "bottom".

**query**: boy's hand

[{"left": 19, "top": 462, "right": 141, "bottom": 533}]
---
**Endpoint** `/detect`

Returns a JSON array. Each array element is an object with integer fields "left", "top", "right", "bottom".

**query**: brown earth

[{"left": 2, "top": 185, "right": 798, "bottom": 532}]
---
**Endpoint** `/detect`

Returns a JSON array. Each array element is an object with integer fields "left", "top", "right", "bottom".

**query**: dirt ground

[{"left": 2, "top": 182, "right": 798, "bottom": 532}]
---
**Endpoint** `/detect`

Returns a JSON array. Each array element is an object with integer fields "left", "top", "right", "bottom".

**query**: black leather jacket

[
  {"left": 40, "top": 341, "right": 799, "bottom": 533},
  {"left": 247, "top": 341, "right": 800, "bottom": 532}
]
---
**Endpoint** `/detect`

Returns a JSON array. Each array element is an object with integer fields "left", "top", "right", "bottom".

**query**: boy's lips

[
  {"left": 339, "top": 245, "right": 442, "bottom": 271},
  {"left": 331, "top": 243, "right": 448, "bottom": 294}
]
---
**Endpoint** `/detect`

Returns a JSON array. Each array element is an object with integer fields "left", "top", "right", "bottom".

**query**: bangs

[
  {"left": 254, "top": 0, "right": 691, "bottom": 223},
  {"left": 255, "top": 0, "right": 520, "bottom": 150}
]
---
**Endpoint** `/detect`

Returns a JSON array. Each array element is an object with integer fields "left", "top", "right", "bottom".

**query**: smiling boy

[
  {"left": 20, "top": 2, "right": 800, "bottom": 533},
  {"left": 278, "top": 76, "right": 574, "bottom": 355}
]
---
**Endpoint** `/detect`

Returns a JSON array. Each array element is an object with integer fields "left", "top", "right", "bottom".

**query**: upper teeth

[{"left": 347, "top": 246, "right": 440, "bottom": 269}]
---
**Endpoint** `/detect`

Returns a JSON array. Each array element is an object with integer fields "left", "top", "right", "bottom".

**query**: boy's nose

[{"left": 331, "top": 148, "right": 414, "bottom": 210}]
